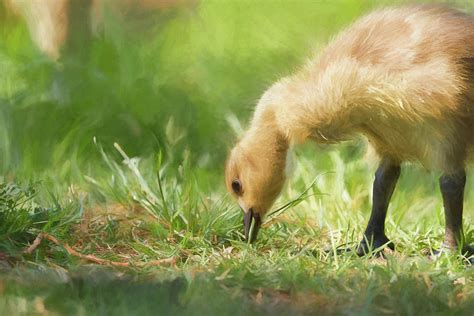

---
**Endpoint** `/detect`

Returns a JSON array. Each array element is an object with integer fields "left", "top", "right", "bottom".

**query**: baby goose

[{"left": 225, "top": 5, "right": 474, "bottom": 255}]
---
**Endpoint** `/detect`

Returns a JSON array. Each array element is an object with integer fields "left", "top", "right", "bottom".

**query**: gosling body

[{"left": 226, "top": 5, "right": 474, "bottom": 254}]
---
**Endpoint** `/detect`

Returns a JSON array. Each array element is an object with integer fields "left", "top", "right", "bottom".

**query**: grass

[
  {"left": 1, "top": 0, "right": 474, "bottom": 315},
  {"left": 1, "top": 141, "right": 473, "bottom": 315}
]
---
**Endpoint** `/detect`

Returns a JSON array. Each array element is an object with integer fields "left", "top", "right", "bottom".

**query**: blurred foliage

[{"left": 0, "top": 0, "right": 376, "bottom": 180}]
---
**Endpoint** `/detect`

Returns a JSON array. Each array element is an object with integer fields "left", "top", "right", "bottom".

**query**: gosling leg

[{"left": 357, "top": 158, "right": 400, "bottom": 255}]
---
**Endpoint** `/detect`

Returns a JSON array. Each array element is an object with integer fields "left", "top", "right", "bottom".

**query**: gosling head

[{"left": 225, "top": 130, "right": 288, "bottom": 242}]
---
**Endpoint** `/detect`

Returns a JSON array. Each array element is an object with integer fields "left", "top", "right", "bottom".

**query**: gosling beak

[{"left": 243, "top": 208, "right": 261, "bottom": 243}]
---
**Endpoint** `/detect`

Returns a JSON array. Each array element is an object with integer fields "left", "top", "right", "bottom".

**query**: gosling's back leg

[{"left": 438, "top": 169, "right": 473, "bottom": 259}]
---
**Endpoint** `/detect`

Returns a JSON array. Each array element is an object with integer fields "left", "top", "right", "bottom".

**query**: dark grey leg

[
  {"left": 357, "top": 158, "right": 400, "bottom": 255},
  {"left": 439, "top": 170, "right": 472, "bottom": 256}
]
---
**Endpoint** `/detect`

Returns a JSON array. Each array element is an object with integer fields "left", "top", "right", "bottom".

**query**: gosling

[{"left": 225, "top": 5, "right": 474, "bottom": 256}]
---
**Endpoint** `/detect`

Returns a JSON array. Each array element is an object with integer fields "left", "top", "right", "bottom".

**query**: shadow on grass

[
  {"left": 0, "top": 266, "right": 268, "bottom": 315},
  {"left": 2, "top": 261, "right": 474, "bottom": 316}
]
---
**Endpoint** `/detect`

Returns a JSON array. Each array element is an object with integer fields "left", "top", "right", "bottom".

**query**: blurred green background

[
  {"left": 1, "top": 0, "right": 472, "bottom": 181},
  {"left": 0, "top": 0, "right": 386, "bottom": 182}
]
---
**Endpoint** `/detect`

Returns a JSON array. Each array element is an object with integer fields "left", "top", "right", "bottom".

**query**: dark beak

[{"left": 243, "top": 208, "right": 261, "bottom": 243}]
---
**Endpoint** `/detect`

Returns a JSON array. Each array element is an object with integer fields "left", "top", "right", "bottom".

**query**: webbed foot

[
  {"left": 326, "top": 235, "right": 394, "bottom": 257},
  {"left": 355, "top": 234, "right": 394, "bottom": 257},
  {"left": 430, "top": 244, "right": 474, "bottom": 264}
]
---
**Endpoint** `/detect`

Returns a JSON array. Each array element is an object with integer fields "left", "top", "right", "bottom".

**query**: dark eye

[{"left": 231, "top": 179, "right": 242, "bottom": 194}]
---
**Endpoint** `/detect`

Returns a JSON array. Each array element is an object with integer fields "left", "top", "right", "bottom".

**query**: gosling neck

[
  {"left": 254, "top": 74, "right": 359, "bottom": 145},
  {"left": 246, "top": 105, "right": 289, "bottom": 158}
]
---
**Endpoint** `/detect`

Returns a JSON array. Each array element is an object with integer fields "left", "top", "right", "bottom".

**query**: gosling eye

[{"left": 231, "top": 179, "right": 242, "bottom": 195}]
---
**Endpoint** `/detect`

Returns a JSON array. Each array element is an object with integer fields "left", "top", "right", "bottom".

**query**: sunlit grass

[{"left": 1, "top": 139, "right": 473, "bottom": 314}]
